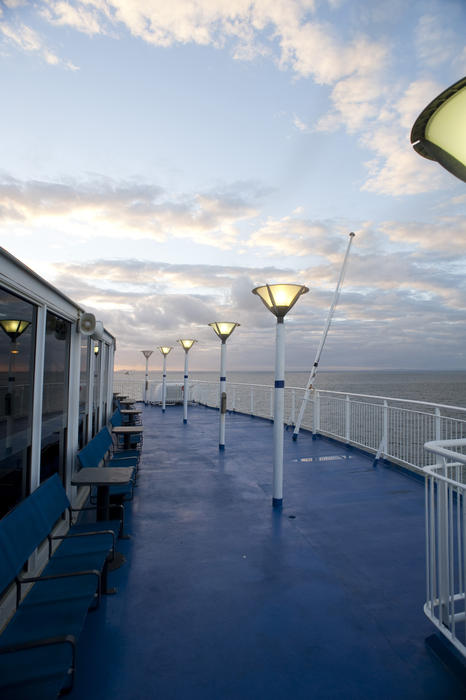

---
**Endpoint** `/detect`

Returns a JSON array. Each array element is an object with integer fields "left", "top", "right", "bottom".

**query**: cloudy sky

[{"left": 1, "top": 0, "right": 465, "bottom": 372}]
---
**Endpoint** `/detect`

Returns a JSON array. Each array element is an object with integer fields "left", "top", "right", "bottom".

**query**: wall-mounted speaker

[{"left": 78, "top": 313, "right": 96, "bottom": 335}]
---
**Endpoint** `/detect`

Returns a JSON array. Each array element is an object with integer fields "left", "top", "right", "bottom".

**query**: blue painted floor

[{"left": 69, "top": 405, "right": 465, "bottom": 699}]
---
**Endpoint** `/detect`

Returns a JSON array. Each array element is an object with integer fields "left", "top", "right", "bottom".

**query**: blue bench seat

[{"left": 0, "top": 474, "right": 119, "bottom": 698}]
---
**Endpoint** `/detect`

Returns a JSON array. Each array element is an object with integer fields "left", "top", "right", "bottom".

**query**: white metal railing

[
  {"left": 113, "top": 377, "right": 466, "bottom": 473},
  {"left": 115, "top": 374, "right": 466, "bottom": 657},
  {"left": 423, "top": 439, "right": 466, "bottom": 659},
  {"left": 188, "top": 381, "right": 466, "bottom": 472}
]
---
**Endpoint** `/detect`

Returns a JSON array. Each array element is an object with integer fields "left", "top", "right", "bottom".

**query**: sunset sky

[{"left": 1, "top": 0, "right": 465, "bottom": 372}]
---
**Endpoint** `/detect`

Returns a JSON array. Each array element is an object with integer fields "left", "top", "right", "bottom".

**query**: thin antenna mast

[{"left": 292, "top": 232, "right": 355, "bottom": 440}]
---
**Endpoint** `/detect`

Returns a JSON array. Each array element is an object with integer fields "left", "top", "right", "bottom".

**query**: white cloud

[
  {"left": 2, "top": 1, "right": 464, "bottom": 198},
  {"left": 40, "top": 1, "right": 105, "bottom": 36},
  {"left": 359, "top": 79, "right": 456, "bottom": 196},
  {"left": 0, "top": 175, "right": 260, "bottom": 250},
  {"left": 46, "top": 243, "right": 466, "bottom": 371},
  {"left": 0, "top": 19, "right": 78, "bottom": 69},
  {"left": 293, "top": 115, "right": 310, "bottom": 133},
  {"left": 415, "top": 13, "right": 457, "bottom": 68}
]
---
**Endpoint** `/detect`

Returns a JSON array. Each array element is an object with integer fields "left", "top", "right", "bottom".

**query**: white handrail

[{"left": 423, "top": 438, "right": 466, "bottom": 660}]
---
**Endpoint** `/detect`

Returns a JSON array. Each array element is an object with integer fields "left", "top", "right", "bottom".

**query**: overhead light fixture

[
  {"left": 252, "top": 284, "right": 309, "bottom": 319},
  {"left": 411, "top": 75, "right": 466, "bottom": 182}
]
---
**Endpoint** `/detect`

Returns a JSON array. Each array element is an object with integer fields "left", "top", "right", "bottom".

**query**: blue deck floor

[{"left": 69, "top": 404, "right": 465, "bottom": 699}]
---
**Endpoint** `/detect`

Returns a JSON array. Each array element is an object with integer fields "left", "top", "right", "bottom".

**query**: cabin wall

[{"left": 0, "top": 248, "right": 115, "bottom": 519}]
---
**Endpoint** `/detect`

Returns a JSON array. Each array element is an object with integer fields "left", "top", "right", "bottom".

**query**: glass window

[
  {"left": 102, "top": 344, "right": 109, "bottom": 425},
  {"left": 0, "top": 287, "right": 36, "bottom": 518},
  {"left": 78, "top": 337, "right": 90, "bottom": 449},
  {"left": 40, "top": 311, "right": 71, "bottom": 483},
  {"left": 92, "top": 342, "right": 101, "bottom": 437}
]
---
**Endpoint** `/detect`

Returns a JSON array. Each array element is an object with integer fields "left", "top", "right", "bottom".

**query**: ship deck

[{"left": 68, "top": 404, "right": 465, "bottom": 699}]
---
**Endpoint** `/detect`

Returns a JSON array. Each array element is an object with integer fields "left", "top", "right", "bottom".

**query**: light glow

[
  {"left": 158, "top": 346, "right": 173, "bottom": 356},
  {"left": 426, "top": 87, "right": 466, "bottom": 170},
  {"left": 208, "top": 322, "right": 240, "bottom": 342},
  {"left": 411, "top": 76, "right": 466, "bottom": 182},
  {"left": 252, "top": 284, "right": 309, "bottom": 318},
  {"left": 0, "top": 319, "right": 31, "bottom": 341},
  {"left": 178, "top": 339, "right": 197, "bottom": 351}
]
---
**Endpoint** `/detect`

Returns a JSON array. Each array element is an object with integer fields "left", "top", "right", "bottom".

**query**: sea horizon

[{"left": 114, "top": 368, "right": 466, "bottom": 408}]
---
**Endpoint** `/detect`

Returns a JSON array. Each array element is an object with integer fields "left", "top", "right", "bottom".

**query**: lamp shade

[
  {"left": 0, "top": 319, "right": 31, "bottom": 341},
  {"left": 252, "top": 284, "right": 309, "bottom": 318},
  {"left": 142, "top": 350, "right": 153, "bottom": 359},
  {"left": 178, "top": 339, "right": 197, "bottom": 351},
  {"left": 411, "top": 76, "right": 466, "bottom": 182},
  {"left": 208, "top": 322, "right": 240, "bottom": 342},
  {"left": 158, "top": 346, "right": 173, "bottom": 356}
]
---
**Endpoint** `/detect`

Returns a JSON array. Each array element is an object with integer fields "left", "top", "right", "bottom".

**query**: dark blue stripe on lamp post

[
  {"left": 220, "top": 376, "right": 226, "bottom": 381},
  {"left": 184, "top": 375, "right": 188, "bottom": 379},
  {"left": 275, "top": 380, "right": 285, "bottom": 388}
]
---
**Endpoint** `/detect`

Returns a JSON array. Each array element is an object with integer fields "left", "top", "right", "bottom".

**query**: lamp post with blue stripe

[
  {"left": 177, "top": 339, "right": 197, "bottom": 424},
  {"left": 157, "top": 346, "right": 172, "bottom": 412},
  {"left": 252, "top": 284, "right": 309, "bottom": 508},
  {"left": 141, "top": 350, "right": 153, "bottom": 405},
  {"left": 208, "top": 322, "right": 240, "bottom": 451}
]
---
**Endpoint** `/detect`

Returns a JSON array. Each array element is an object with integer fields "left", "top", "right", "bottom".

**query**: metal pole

[
  {"left": 273, "top": 318, "right": 285, "bottom": 508},
  {"left": 183, "top": 351, "right": 189, "bottom": 424},
  {"left": 162, "top": 354, "right": 167, "bottom": 412},
  {"left": 219, "top": 340, "right": 226, "bottom": 450},
  {"left": 144, "top": 355, "right": 149, "bottom": 404},
  {"left": 293, "top": 232, "right": 355, "bottom": 440},
  {"left": 345, "top": 394, "right": 350, "bottom": 444},
  {"left": 141, "top": 350, "right": 153, "bottom": 405}
]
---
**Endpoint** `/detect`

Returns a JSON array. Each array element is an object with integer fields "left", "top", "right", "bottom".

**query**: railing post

[
  {"left": 250, "top": 387, "right": 254, "bottom": 416},
  {"left": 435, "top": 407, "right": 441, "bottom": 441},
  {"left": 270, "top": 387, "right": 273, "bottom": 421},
  {"left": 232, "top": 386, "right": 236, "bottom": 413},
  {"left": 383, "top": 400, "right": 388, "bottom": 458},
  {"left": 291, "top": 390, "right": 296, "bottom": 427},
  {"left": 313, "top": 391, "right": 320, "bottom": 437},
  {"left": 437, "top": 472, "right": 450, "bottom": 627},
  {"left": 345, "top": 394, "right": 350, "bottom": 444}
]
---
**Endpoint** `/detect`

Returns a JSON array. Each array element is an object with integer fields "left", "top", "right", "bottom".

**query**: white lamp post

[
  {"left": 141, "top": 350, "right": 153, "bottom": 405},
  {"left": 177, "top": 339, "right": 197, "bottom": 423},
  {"left": 158, "top": 346, "right": 172, "bottom": 412},
  {"left": 411, "top": 76, "right": 466, "bottom": 183},
  {"left": 208, "top": 322, "right": 240, "bottom": 450},
  {"left": 252, "top": 283, "right": 309, "bottom": 507}
]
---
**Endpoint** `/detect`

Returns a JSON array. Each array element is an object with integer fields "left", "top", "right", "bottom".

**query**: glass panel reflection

[
  {"left": 0, "top": 287, "right": 36, "bottom": 518},
  {"left": 79, "top": 337, "right": 90, "bottom": 449},
  {"left": 40, "top": 311, "right": 71, "bottom": 483}
]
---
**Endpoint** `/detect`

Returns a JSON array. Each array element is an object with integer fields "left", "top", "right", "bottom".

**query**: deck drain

[{"left": 288, "top": 515, "right": 296, "bottom": 519}]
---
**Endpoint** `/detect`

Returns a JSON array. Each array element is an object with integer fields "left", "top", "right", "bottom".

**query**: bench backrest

[
  {"left": 110, "top": 410, "right": 122, "bottom": 427},
  {"left": 77, "top": 438, "right": 105, "bottom": 468},
  {"left": 77, "top": 427, "right": 115, "bottom": 468},
  {"left": 0, "top": 475, "right": 69, "bottom": 593}
]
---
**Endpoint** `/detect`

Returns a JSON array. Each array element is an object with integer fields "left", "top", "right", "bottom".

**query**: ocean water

[{"left": 115, "top": 369, "right": 466, "bottom": 408}]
